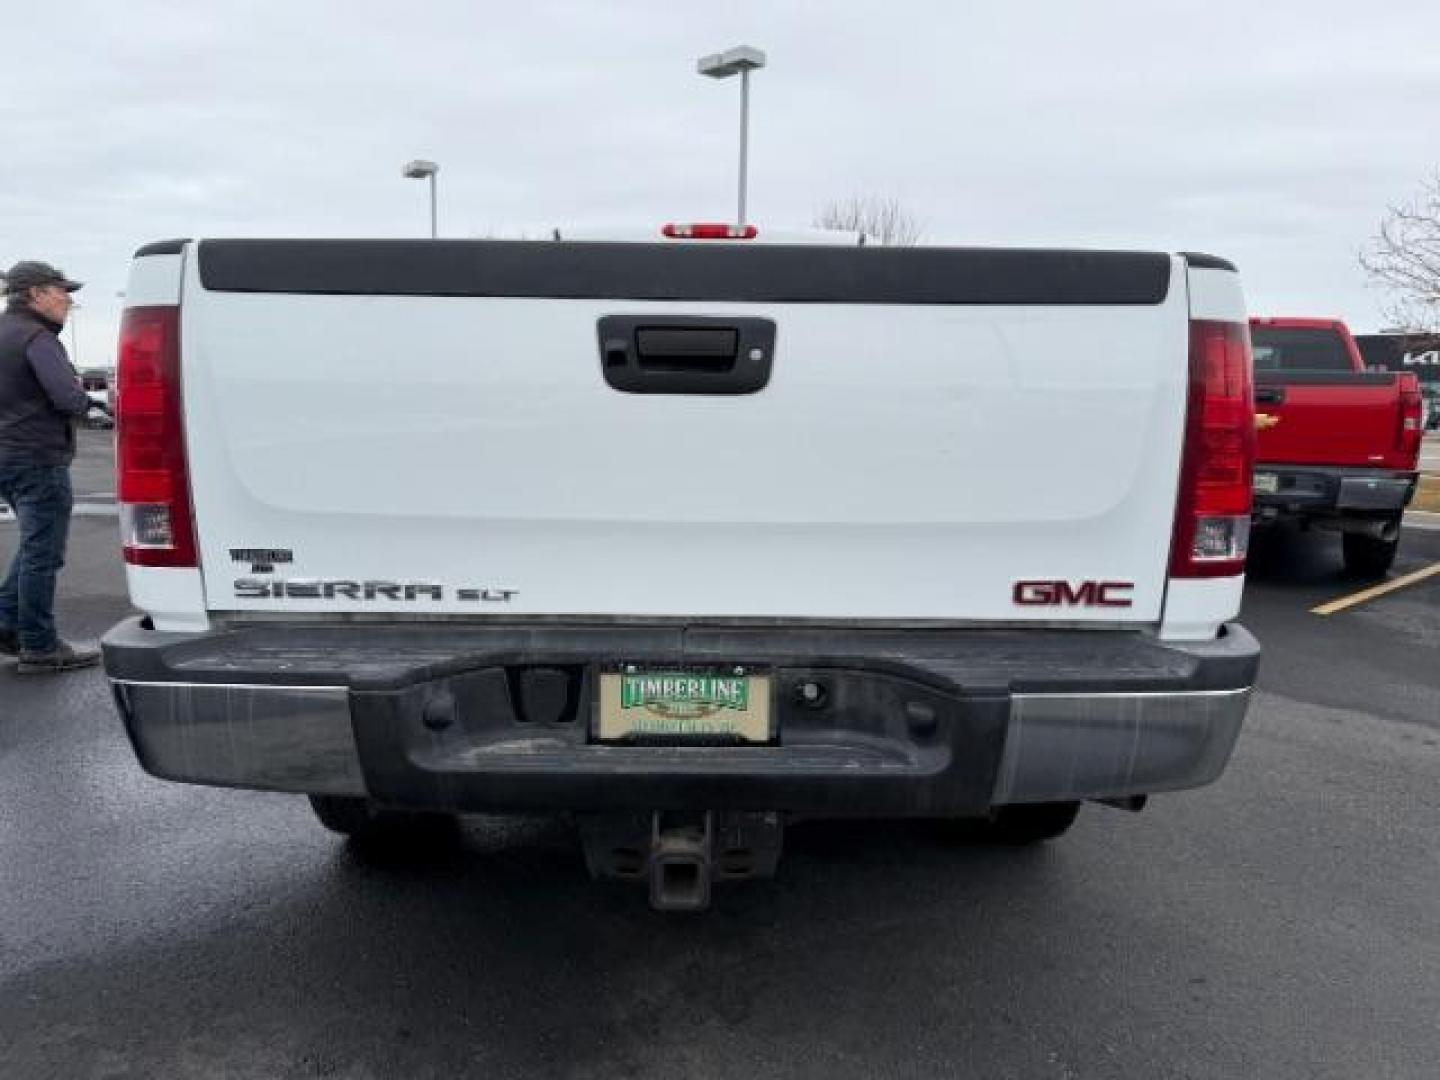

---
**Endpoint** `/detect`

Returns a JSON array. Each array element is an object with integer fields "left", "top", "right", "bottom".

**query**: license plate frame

[{"left": 595, "top": 664, "right": 774, "bottom": 745}]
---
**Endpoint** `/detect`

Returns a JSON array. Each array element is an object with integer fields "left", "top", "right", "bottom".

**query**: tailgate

[
  {"left": 179, "top": 240, "right": 1192, "bottom": 624},
  {"left": 1255, "top": 373, "right": 1403, "bottom": 467}
]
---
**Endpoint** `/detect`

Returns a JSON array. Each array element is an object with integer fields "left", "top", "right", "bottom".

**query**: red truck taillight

[
  {"left": 1170, "top": 320, "right": 1255, "bottom": 579},
  {"left": 116, "top": 306, "right": 197, "bottom": 568},
  {"left": 1397, "top": 374, "right": 1424, "bottom": 462}
]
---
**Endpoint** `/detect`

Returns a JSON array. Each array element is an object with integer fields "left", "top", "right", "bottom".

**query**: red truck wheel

[{"left": 1342, "top": 523, "right": 1401, "bottom": 579}]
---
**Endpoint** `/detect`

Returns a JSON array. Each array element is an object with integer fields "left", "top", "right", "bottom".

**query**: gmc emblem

[{"left": 1013, "top": 580, "right": 1134, "bottom": 608}]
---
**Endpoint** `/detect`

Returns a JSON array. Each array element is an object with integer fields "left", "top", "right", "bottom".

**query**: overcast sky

[{"left": 4, "top": 0, "right": 1439, "bottom": 365}]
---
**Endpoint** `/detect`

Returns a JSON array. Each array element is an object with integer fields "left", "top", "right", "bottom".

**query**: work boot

[
  {"left": 17, "top": 640, "right": 101, "bottom": 675},
  {"left": 0, "top": 629, "right": 18, "bottom": 657}
]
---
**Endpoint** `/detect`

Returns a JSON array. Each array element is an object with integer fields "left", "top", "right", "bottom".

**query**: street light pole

[
  {"left": 738, "top": 66, "right": 751, "bottom": 226},
  {"left": 68, "top": 303, "right": 81, "bottom": 367},
  {"left": 403, "top": 159, "right": 440, "bottom": 238},
  {"left": 428, "top": 171, "right": 437, "bottom": 240},
  {"left": 698, "top": 46, "right": 767, "bottom": 227}
]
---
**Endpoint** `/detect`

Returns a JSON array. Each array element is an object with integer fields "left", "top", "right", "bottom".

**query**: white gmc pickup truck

[{"left": 103, "top": 231, "right": 1260, "bottom": 910}]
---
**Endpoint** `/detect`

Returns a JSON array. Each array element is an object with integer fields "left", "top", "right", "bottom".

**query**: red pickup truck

[{"left": 1250, "top": 317, "right": 1424, "bottom": 576}]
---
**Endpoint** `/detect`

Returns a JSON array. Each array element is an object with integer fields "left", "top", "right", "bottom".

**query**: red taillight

[
  {"left": 662, "top": 222, "right": 758, "bottom": 240},
  {"left": 116, "top": 306, "right": 196, "bottom": 568},
  {"left": 1398, "top": 374, "right": 1423, "bottom": 460},
  {"left": 1170, "top": 320, "right": 1256, "bottom": 579}
]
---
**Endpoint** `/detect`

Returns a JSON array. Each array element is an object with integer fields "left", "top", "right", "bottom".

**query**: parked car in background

[
  {"left": 1250, "top": 317, "right": 1424, "bottom": 576},
  {"left": 80, "top": 368, "right": 114, "bottom": 428}
]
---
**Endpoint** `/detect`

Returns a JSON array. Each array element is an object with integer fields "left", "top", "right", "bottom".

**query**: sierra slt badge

[
  {"left": 1013, "top": 580, "right": 1134, "bottom": 607},
  {"left": 233, "top": 579, "right": 517, "bottom": 602}
]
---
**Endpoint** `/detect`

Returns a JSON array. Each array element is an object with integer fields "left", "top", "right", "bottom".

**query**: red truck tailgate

[
  {"left": 1255, "top": 372, "right": 1410, "bottom": 467},
  {"left": 1250, "top": 318, "right": 1420, "bottom": 471}
]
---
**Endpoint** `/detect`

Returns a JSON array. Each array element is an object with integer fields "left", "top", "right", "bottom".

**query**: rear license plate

[
  {"left": 1254, "top": 472, "right": 1279, "bottom": 494},
  {"left": 597, "top": 665, "right": 773, "bottom": 744}
]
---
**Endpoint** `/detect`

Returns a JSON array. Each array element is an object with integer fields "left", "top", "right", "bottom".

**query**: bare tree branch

[
  {"left": 814, "top": 195, "right": 924, "bottom": 246},
  {"left": 1360, "top": 172, "right": 1440, "bottom": 333}
]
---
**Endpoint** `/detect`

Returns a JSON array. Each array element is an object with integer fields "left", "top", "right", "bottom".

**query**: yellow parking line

[{"left": 1311, "top": 561, "right": 1440, "bottom": 616}]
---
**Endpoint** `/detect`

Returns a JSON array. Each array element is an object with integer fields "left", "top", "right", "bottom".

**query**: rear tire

[
  {"left": 1342, "top": 526, "right": 1400, "bottom": 579},
  {"left": 308, "top": 795, "right": 458, "bottom": 847},
  {"left": 938, "top": 801, "right": 1081, "bottom": 845},
  {"left": 985, "top": 801, "right": 1082, "bottom": 844}
]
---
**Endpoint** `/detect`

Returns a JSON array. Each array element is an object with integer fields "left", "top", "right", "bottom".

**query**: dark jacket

[{"left": 0, "top": 305, "right": 90, "bottom": 466}]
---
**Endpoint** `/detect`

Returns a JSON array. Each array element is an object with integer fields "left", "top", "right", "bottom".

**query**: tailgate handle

[
  {"left": 1255, "top": 387, "right": 1286, "bottom": 405},
  {"left": 598, "top": 316, "right": 775, "bottom": 395},
  {"left": 636, "top": 328, "right": 738, "bottom": 371}
]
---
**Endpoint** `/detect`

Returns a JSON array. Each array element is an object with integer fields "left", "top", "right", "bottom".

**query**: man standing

[{"left": 0, "top": 260, "right": 101, "bottom": 673}]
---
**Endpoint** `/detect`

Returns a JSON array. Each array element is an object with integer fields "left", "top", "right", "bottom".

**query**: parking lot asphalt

[
  {"left": 2, "top": 479, "right": 1438, "bottom": 1078},
  {"left": 69, "top": 427, "right": 116, "bottom": 503}
]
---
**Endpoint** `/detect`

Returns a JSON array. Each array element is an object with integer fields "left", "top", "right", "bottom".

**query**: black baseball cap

[{"left": 3, "top": 260, "right": 84, "bottom": 295}]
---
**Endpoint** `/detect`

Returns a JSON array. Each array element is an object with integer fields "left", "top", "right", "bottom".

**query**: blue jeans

[{"left": 0, "top": 464, "right": 73, "bottom": 653}]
